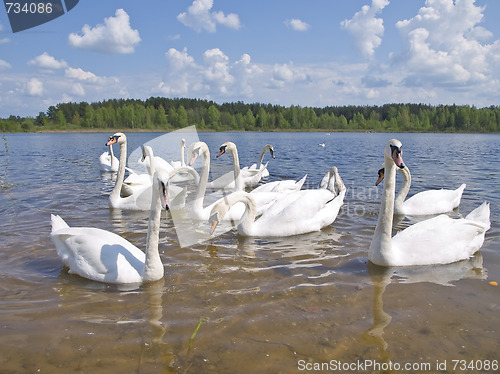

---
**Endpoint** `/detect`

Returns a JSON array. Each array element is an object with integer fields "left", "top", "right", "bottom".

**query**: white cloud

[
  {"left": 0, "top": 38, "right": 9, "bottom": 44},
  {"left": 394, "top": 0, "right": 500, "bottom": 87},
  {"left": 177, "top": 0, "right": 241, "bottom": 33},
  {"left": 0, "top": 59, "right": 11, "bottom": 70},
  {"left": 68, "top": 9, "right": 141, "bottom": 54},
  {"left": 285, "top": 19, "right": 310, "bottom": 32},
  {"left": 26, "top": 78, "right": 44, "bottom": 96},
  {"left": 202, "top": 48, "right": 234, "bottom": 94},
  {"left": 65, "top": 67, "right": 98, "bottom": 81},
  {"left": 28, "top": 52, "right": 68, "bottom": 70},
  {"left": 341, "top": 0, "right": 389, "bottom": 58}
]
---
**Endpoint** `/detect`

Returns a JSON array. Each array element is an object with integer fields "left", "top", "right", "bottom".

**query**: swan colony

[{"left": 50, "top": 134, "right": 490, "bottom": 284}]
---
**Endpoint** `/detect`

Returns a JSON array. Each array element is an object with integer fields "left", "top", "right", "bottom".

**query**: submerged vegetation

[{"left": 1, "top": 97, "right": 499, "bottom": 133}]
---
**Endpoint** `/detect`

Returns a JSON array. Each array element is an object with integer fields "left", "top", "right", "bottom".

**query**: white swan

[
  {"left": 375, "top": 165, "right": 466, "bottom": 215},
  {"left": 186, "top": 141, "right": 285, "bottom": 221},
  {"left": 369, "top": 139, "right": 490, "bottom": 267},
  {"left": 319, "top": 166, "right": 344, "bottom": 197},
  {"left": 106, "top": 134, "right": 190, "bottom": 210},
  {"left": 251, "top": 174, "right": 307, "bottom": 194},
  {"left": 209, "top": 168, "right": 346, "bottom": 237},
  {"left": 242, "top": 144, "right": 275, "bottom": 178},
  {"left": 170, "top": 138, "right": 187, "bottom": 169},
  {"left": 99, "top": 143, "right": 119, "bottom": 172},
  {"left": 50, "top": 169, "right": 170, "bottom": 284},
  {"left": 207, "top": 142, "right": 267, "bottom": 190}
]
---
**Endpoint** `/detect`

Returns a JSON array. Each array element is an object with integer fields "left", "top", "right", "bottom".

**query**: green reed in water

[
  {"left": 188, "top": 318, "right": 204, "bottom": 353},
  {"left": 1, "top": 135, "right": 8, "bottom": 188}
]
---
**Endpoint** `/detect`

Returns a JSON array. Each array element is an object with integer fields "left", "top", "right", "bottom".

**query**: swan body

[
  {"left": 242, "top": 144, "right": 275, "bottom": 178},
  {"left": 369, "top": 139, "right": 490, "bottom": 267},
  {"left": 376, "top": 166, "right": 466, "bottom": 215},
  {"left": 251, "top": 174, "right": 307, "bottom": 194},
  {"left": 209, "top": 168, "right": 346, "bottom": 237},
  {"left": 207, "top": 142, "right": 267, "bottom": 190},
  {"left": 50, "top": 169, "right": 170, "bottom": 284},
  {"left": 99, "top": 144, "right": 119, "bottom": 172}
]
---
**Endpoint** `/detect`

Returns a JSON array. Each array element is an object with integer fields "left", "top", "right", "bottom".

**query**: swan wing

[
  {"left": 401, "top": 184, "right": 466, "bottom": 215},
  {"left": 51, "top": 222, "right": 145, "bottom": 283},
  {"left": 391, "top": 210, "right": 489, "bottom": 266}
]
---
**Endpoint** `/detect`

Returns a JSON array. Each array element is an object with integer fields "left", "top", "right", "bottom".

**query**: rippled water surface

[{"left": 0, "top": 132, "right": 499, "bottom": 373}]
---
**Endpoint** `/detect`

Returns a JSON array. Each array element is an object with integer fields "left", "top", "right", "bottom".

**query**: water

[{"left": 0, "top": 132, "right": 498, "bottom": 373}]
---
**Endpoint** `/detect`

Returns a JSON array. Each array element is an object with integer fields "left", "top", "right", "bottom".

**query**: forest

[{"left": 1, "top": 97, "right": 499, "bottom": 133}]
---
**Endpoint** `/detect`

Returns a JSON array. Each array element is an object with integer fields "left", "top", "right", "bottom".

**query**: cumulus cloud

[
  {"left": 285, "top": 18, "right": 311, "bottom": 32},
  {"left": 68, "top": 9, "right": 141, "bottom": 54},
  {"left": 394, "top": 0, "right": 500, "bottom": 87},
  {"left": 158, "top": 47, "right": 261, "bottom": 98},
  {"left": 177, "top": 0, "right": 241, "bottom": 33},
  {"left": 341, "top": 0, "right": 390, "bottom": 58},
  {"left": 0, "top": 59, "right": 11, "bottom": 70},
  {"left": 28, "top": 52, "right": 68, "bottom": 70},
  {"left": 26, "top": 78, "right": 43, "bottom": 96}
]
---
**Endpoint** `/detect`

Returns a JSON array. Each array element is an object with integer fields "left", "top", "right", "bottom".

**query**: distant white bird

[{"left": 318, "top": 143, "right": 325, "bottom": 147}]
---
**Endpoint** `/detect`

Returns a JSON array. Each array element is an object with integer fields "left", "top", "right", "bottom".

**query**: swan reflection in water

[{"left": 362, "top": 253, "right": 486, "bottom": 364}]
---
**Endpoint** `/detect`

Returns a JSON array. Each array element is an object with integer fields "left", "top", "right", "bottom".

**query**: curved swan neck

[
  {"left": 109, "top": 144, "right": 116, "bottom": 169},
  {"left": 395, "top": 166, "right": 411, "bottom": 209},
  {"left": 194, "top": 144, "right": 210, "bottom": 212},
  {"left": 143, "top": 175, "right": 163, "bottom": 282},
  {"left": 228, "top": 145, "right": 243, "bottom": 191},
  {"left": 111, "top": 139, "right": 128, "bottom": 201},
  {"left": 369, "top": 157, "right": 397, "bottom": 264},
  {"left": 257, "top": 146, "right": 268, "bottom": 169},
  {"left": 221, "top": 191, "right": 257, "bottom": 234},
  {"left": 180, "top": 140, "right": 186, "bottom": 167},
  {"left": 145, "top": 146, "right": 156, "bottom": 176}
]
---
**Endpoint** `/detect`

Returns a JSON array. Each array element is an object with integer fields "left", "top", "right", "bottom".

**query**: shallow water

[{"left": 0, "top": 131, "right": 498, "bottom": 373}]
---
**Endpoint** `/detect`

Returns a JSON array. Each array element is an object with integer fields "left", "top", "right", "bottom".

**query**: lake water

[{"left": 0, "top": 131, "right": 498, "bottom": 373}]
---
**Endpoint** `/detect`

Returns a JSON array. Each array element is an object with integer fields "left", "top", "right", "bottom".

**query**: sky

[{"left": 1, "top": 0, "right": 500, "bottom": 117}]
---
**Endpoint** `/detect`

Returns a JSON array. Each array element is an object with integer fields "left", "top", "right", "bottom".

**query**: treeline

[{"left": 1, "top": 97, "right": 500, "bottom": 133}]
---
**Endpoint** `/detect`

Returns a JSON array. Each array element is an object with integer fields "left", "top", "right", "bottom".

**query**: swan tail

[
  {"left": 465, "top": 202, "right": 490, "bottom": 230},
  {"left": 51, "top": 214, "right": 69, "bottom": 232},
  {"left": 297, "top": 174, "right": 307, "bottom": 189}
]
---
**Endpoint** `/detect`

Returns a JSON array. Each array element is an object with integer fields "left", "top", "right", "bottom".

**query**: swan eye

[{"left": 390, "top": 145, "right": 401, "bottom": 155}]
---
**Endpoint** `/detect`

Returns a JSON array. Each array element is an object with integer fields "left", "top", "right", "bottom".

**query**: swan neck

[
  {"left": 111, "top": 141, "right": 127, "bottom": 200},
  {"left": 369, "top": 158, "right": 396, "bottom": 265},
  {"left": 224, "top": 192, "right": 257, "bottom": 234},
  {"left": 143, "top": 177, "right": 163, "bottom": 282},
  {"left": 257, "top": 147, "right": 267, "bottom": 169},
  {"left": 194, "top": 147, "right": 210, "bottom": 212},
  {"left": 230, "top": 147, "right": 243, "bottom": 191},
  {"left": 395, "top": 166, "right": 411, "bottom": 209},
  {"left": 180, "top": 144, "right": 185, "bottom": 167},
  {"left": 109, "top": 144, "right": 116, "bottom": 168}
]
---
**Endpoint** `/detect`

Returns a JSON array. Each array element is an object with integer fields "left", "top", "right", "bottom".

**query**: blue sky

[{"left": 1, "top": 0, "right": 499, "bottom": 117}]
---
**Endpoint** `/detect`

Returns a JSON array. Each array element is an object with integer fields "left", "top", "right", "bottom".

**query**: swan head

[
  {"left": 141, "top": 145, "right": 153, "bottom": 162},
  {"left": 154, "top": 169, "right": 171, "bottom": 211},
  {"left": 216, "top": 142, "right": 236, "bottom": 158},
  {"left": 375, "top": 168, "right": 385, "bottom": 186},
  {"left": 385, "top": 139, "right": 405, "bottom": 169},
  {"left": 187, "top": 141, "right": 209, "bottom": 166},
  {"left": 181, "top": 138, "right": 186, "bottom": 148},
  {"left": 106, "top": 132, "right": 126, "bottom": 146},
  {"left": 267, "top": 144, "right": 276, "bottom": 159},
  {"left": 208, "top": 212, "right": 220, "bottom": 235}
]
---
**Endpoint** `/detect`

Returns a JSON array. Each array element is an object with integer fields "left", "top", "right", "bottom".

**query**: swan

[
  {"left": 170, "top": 138, "right": 187, "bottom": 169},
  {"left": 186, "top": 141, "right": 286, "bottom": 221},
  {"left": 50, "top": 169, "right": 170, "bottom": 284},
  {"left": 209, "top": 168, "right": 346, "bottom": 237},
  {"left": 99, "top": 143, "right": 119, "bottom": 172},
  {"left": 251, "top": 174, "right": 307, "bottom": 194},
  {"left": 369, "top": 139, "right": 490, "bottom": 267},
  {"left": 207, "top": 142, "right": 268, "bottom": 190},
  {"left": 106, "top": 134, "right": 191, "bottom": 210},
  {"left": 319, "top": 166, "right": 344, "bottom": 197},
  {"left": 242, "top": 144, "right": 275, "bottom": 178},
  {"left": 375, "top": 165, "right": 466, "bottom": 215}
]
